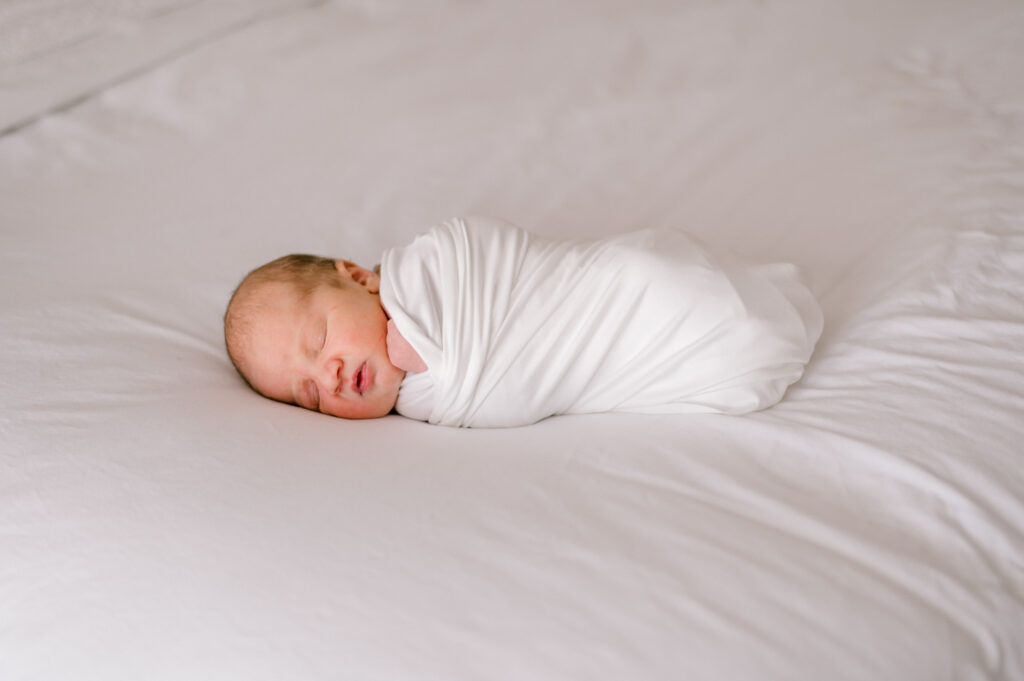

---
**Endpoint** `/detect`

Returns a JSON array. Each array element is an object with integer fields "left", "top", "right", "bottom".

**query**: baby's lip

[{"left": 352, "top": 362, "right": 369, "bottom": 395}]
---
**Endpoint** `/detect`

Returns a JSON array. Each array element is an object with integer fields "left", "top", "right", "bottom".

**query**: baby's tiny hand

[{"left": 386, "top": 319, "right": 427, "bottom": 373}]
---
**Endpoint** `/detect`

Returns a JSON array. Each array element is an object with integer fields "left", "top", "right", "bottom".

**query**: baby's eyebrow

[{"left": 297, "top": 314, "right": 316, "bottom": 360}]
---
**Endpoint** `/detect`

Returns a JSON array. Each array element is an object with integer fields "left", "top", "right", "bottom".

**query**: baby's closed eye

[{"left": 302, "top": 380, "right": 319, "bottom": 410}]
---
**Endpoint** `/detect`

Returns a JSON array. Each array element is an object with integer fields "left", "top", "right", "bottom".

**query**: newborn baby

[{"left": 224, "top": 216, "right": 823, "bottom": 427}]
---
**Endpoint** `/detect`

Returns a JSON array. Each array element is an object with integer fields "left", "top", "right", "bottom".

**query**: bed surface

[{"left": 2, "top": 1, "right": 1022, "bottom": 679}]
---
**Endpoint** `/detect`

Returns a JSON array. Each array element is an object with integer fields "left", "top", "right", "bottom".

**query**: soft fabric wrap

[{"left": 379, "top": 217, "right": 823, "bottom": 428}]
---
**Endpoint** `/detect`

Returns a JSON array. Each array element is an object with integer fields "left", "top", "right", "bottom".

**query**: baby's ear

[{"left": 336, "top": 260, "right": 380, "bottom": 294}]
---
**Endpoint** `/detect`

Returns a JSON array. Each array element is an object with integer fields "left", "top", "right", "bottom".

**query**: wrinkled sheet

[
  {"left": 1, "top": 1, "right": 1022, "bottom": 680},
  {"left": 382, "top": 216, "right": 822, "bottom": 427}
]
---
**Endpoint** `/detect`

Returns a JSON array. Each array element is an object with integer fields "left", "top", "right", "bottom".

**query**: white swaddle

[{"left": 379, "top": 217, "right": 822, "bottom": 428}]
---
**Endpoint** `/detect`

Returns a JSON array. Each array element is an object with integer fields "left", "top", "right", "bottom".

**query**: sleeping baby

[{"left": 224, "top": 216, "right": 823, "bottom": 427}]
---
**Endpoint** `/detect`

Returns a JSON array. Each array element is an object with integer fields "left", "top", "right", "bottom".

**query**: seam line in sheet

[{"left": 0, "top": 0, "right": 325, "bottom": 139}]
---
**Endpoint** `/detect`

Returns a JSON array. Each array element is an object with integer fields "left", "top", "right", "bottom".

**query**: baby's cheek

[{"left": 335, "top": 327, "right": 361, "bottom": 344}]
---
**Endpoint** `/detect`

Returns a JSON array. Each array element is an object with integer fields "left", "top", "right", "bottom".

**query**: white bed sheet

[{"left": 1, "top": 1, "right": 1022, "bottom": 679}]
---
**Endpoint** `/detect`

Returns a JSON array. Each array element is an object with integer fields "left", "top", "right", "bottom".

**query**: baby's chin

[{"left": 323, "top": 398, "right": 394, "bottom": 420}]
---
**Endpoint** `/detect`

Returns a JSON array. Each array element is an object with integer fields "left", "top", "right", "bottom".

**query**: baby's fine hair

[
  {"left": 238, "top": 253, "right": 343, "bottom": 299},
  {"left": 223, "top": 253, "right": 343, "bottom": 386}
]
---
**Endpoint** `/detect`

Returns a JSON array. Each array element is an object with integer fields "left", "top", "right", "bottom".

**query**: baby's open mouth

[{"left": 353, "top": 362, "right": 369, "bottom": 395}]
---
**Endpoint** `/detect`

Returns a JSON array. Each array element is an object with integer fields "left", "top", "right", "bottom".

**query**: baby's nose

[{"left": 319, "top": 357, "right": 344, "bottom": 395}]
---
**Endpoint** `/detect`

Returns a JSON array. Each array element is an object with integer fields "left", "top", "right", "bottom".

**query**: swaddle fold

[{"left": 379, "top": 217, "right": 822, "bottom": 428}]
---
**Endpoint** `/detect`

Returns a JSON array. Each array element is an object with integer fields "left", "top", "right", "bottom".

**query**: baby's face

[{"left": 243, "top": 263, "right": 405, "bottom": 419}]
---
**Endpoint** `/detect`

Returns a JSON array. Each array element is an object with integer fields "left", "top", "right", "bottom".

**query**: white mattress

[{"left": 1, "top": 1, "right": 1022, "bottom": 679}]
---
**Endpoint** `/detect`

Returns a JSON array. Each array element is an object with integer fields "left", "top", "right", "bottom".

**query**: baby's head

[{"left": 224, "top": 254, "right": 405, "bottom": 419}]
